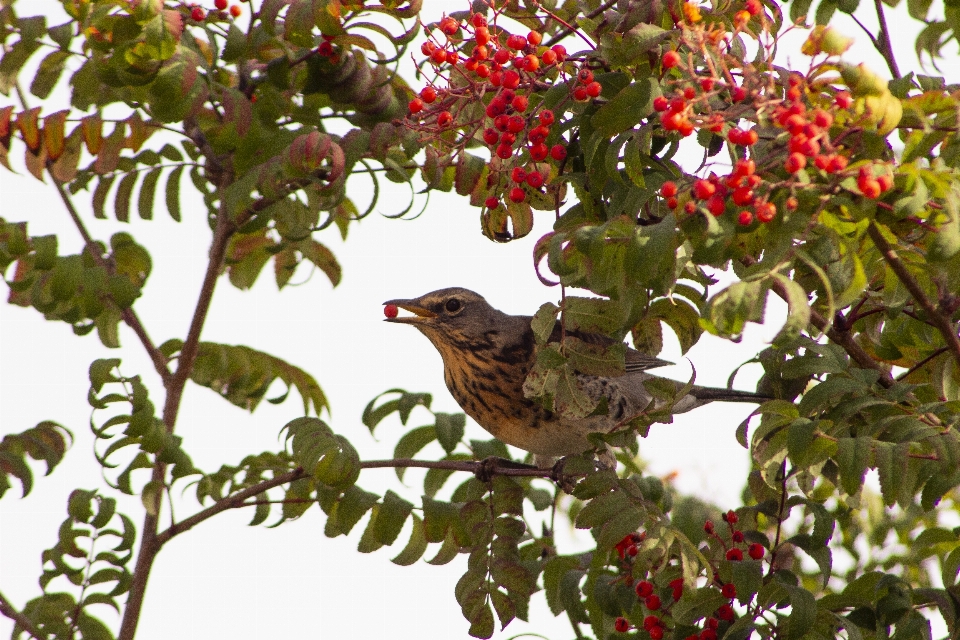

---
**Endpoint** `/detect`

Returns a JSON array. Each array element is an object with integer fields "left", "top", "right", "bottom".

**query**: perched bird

[{"left": 384, "top": 288, "right": 769, "bottom": 467}]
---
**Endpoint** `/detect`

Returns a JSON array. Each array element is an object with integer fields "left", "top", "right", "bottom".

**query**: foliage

[{"left": 2, "top": 0, "right": 960, "bottom": 639}]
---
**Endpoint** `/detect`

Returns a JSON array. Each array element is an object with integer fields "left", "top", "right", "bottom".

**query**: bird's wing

[{"left": 543, "top": 321, "right": 672, "bottom": 374}]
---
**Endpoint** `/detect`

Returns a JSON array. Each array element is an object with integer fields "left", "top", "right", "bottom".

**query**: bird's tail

[{"left": 689, "top": 387, "right": 771, "bottom": 403}]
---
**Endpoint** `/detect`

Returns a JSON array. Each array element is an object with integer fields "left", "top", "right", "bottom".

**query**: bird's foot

[{"left": 550, "top": 457, "right": 576, "bottom": 494}]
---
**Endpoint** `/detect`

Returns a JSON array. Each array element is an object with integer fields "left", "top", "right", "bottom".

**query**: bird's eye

[{"left": 445, "top": 298, "right": 462, "bottom": 313}]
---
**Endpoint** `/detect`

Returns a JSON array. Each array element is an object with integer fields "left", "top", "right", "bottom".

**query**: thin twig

[
  {"left": 897, "top": 347, "right": 950, "bottom": 381},
  {"left": 766, "top": 460, "right": 789, "bottom": 578},
  {"left": 155, "top": 468, "right": 307, "bottom": 546},
  {"left": 867, "top": 222, "right": 960, "bottom": 366},
  {"left": 543, "top": 0, "right": 616, "bottom": 47},
  {"left": 872, "top": 0, "right": 900, "bottom": 79},
  {"left": 361, "top": 458, "right": 567, "bottom": 478},
  {"left": 48, "top": 174, "right": 172, "bottom": 383},
  {"left": 0, "top": 590, "right": 44, "bottom": 640}
]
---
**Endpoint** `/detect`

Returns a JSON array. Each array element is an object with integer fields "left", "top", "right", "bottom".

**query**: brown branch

[
  {"left": 543, "top": 0, "right": 616, "bottom": 47},
  {"left": 154, "top": 468, "right": 307, "bottom": 547},
  {"left": 0, "top": 590, "right": 44, "bottom": 640},
  {"left": 49, "top": 173, "right": 171, "bottom": 384},
  {"left": 360, "top": 458, "right": 565, "bottom": 478},
  {"left": 872, "top": 0, "right": 900, "bottom": 79},
  {"left": 867, "top": 222, "right": 960, "bottom": 366},
  {"left": 898, "top": 347, "right": 951, "bottom": 381}
]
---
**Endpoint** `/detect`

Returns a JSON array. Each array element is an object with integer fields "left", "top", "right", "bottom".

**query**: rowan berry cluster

[
  {"left": 649, "top": 9, "right": 896, "bottom": 226},
  {"left": 611, "top": 510, "right": 769, "bottom": 638},
  {"left": 187, "top": 0, "right": 241, "bottom": 22},
  {"left": 405, "top": 9, "right": 580, "bottom": 210}
]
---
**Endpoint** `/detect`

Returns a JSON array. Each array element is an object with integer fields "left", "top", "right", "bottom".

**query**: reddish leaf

[
  {"left": 82, "top": 114, "right": 102, "bottom": 155},
  {"left": 43, "top": 110, "right": 68, "bottom": 161},
  {"left": 16, "top": 107, "right": 42, "bottom": 152}
]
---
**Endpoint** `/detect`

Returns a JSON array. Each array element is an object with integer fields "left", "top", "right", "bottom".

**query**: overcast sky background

[{"left": 0, "top": 1, "right": 937, "bottom": 638}]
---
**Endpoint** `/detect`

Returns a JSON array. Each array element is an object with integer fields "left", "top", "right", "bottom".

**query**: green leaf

[
  {"left": 164, "top": 166, "right": 183, "bottom": 221},
  {"left": 769, "top": 274, "right": 811, "bottom": 344},
  {"left": 391, "top": 513, "right": 427, "bottom": 566},
  {"left": 137, "top": 168, "right": 161, "bottom": 220},
  {"left": 592, "top": 77, "right": 658, "bottom": 137},
  {"left": 374, "top": 490, "right": 414, "bottom": 546},
  {"left": 786, "top": 584, "right": 818, "bottom": 639},
  {"left": 835, "top": 437, "right": 872, "bottom": 495},
  {"left": 434, "top": 413, "right": 465, "bottom": 454},
  {"left": 30, "top": 51, "right": 70, "bottom": 99},
  {"left": 531, "top": 302, "right": 559, "bottom": 344},
  {"left": 327, "top": 485, "right": 378, "bottom": 537},
  {"left": 393, "top": 425, "right": 436, "bottom": 481}
]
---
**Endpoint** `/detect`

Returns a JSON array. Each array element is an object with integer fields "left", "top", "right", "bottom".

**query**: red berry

[
  {"left": 732, "top": 86, "right": 747, "bottom": 102},
  {"left": 615, "top": 617, "right": 630, "bottom": 633},
  {"left": 877, "top": 174, "right": 893, "bottom": 192},
  {"left": 526, "top": 172, "right": 544, "bottom": 188},
  {"left": 785, "top": 196, "right": 798, "bottom": 211},
  {"left": 420, "top": 86, "right": 437, "bottom": 103},
  {"left": 683, "top": 86, "right": 696, "bottom": 100},
  {"left": 653, "top": 96, "right": 669, "bottom": 112},
  {"left": 215, "top": 0, "right": 227, "bottom": 9},
  {"left": 586, "top": 81, "right": 602, "bottom": 97},
  {"left": 384, "top": 304, "right": 398, "bottom": 318},
  {"left": 573, "top": 87, "right": 589, "bottom": 101},
  {"left": 550, "top": 144, "right": 567, "bottom": 161},
  {"left": 507, "top": 115, "right": 525, "bottom": 133},
  {"left": 721, "top": 583, "right": 737, "bottom": 598},
  {"left": 636, "top": 581, "right": 654, "bottom": 598},
  {"left": 476, "top": 64, "right": 490, "bottom": 78},
  {"left": 701, "top": 630, "right": 717, "bottom": 640},
  {"left": 733, "top": 187, "right": 754, "bottom": 207},
  {"left": 496, "top": 144, "right": 513, "bottom": 159},
  {"left": 484, "top": 196, "right": 499, "bottom": 209},
  {"left": 524, "top": 54, "right": 540, "bottom": 72},
  {"left": 577, "top": 68, "right": 594, "bottom": 84},
  {"left": 439, "top": 16, "right": 459, "bottom": 36},
  {"left": 717, "top": 604, "right": 735, "bottom": 621},
  {"left": 748, "top": 543, "right": 765, "bottom": 559},
  {"left": 726, "top": 548, "right": 744, "bottom": 561},
  {"left": 741, "top": 129, "right": 758, "bottom": 145},
  {"left": 512, "top": 95, "right": 528, "bottom": 112},
  {"left": 737, "top": 210, "right": 753, "bottom": 225},
  {"left": 704, "top": 520, "right": 715, "bottom": 533},
  {"left": 551, "top": 44, "right": 567, "bottom": 61},
  {"left": 541, "top": 49, "right": 558, "bottom": 65},
  {"left": 666, "top": 197, "right": 679, "bottom": 209},
  {"left": 431, "top": 48, "right": 447, "bottom": 65},
  {"left": 507, "top": 33, "right": 527, "bottom": 50},
  {"left": 725, "top": 510, "right": 739, "bottom": 524},
  {"left": 745, "top": 0, "right": 762, "bottom": 15},
  {"left": 707, "top": 195, "right": 726, "bottom": 216},
  {"left": 529, "top": 143, "right": 548, "bottom": 161},
  {"left": 734, "top": 159, "right": 755, "bottom": 176},
  {"left": 446, "top": 51, "right": 459, "bottom": 65},
  {"left": 678, "top": 119, "right": 695, "bottom": 136},
  {"left": 502, "top": 70, "right": 520, "bottom": 89},
  {"left": 539, "top": 109, "right": 555, "bottom": 125},
  {"left": 670, "top": 578, "right": 684, "bottom": 600},
  {"left": 700, "top": 78, "right": 715, "bottom": 92},
  {"left": 483, "top": 128, "right": 499, "bottom": 145},
  {"left": 858, "top": 176, "right": 881, "bottom": 199},
  {"left": 494, "top": 48, "right": 511, "bottom": 65},
  {"left": 650, "top": 627, "right": 664, "bottom": 640},
  {"left": 662, "top": 50, "right": 681, "bottom": 69},
  {"left": 813, "top": 109, "right": 833, "bottom": 128},
  {"left": 707, "top": 618, "right": 719, "bottom": 630},
  {"left": 436, "top": 111, "right": 453, "bottom": 127},
  {"left": 784, "top": 152, "right": 806, "bottom": 174},
  {"left": 643, "top": 615, "right": 661, "bottom": 630},
  {"left": 732, "top": 530, "right": 745, "bottom": 542},
  {"left": 509, "top": 186, "right": 526, "bottom": 203},
  {"left": 528, "top": 126, "right": 549, "bottom": 143},
  {"left": 500, "top": 132, "right": 516, "bottom": 146},
  {"left": 475, "top": 26, "right": 490, "bottom": 46},
  {"left": 421, "top": 42, "right": 437, "bottom": 56},
  {"left": 829, "top": 155, "right": 849, "bottom": 172},
  {"left": 191, "top": 6, "right": 206, "bottom": 20},
  {"left": 835, "top": 91, "right": 853, "bottom": 109},
  {"left": 408, "top": 98, "right": 423, "bottom": 114},
  {"left": 756, "top": 202, "right": 776, "bottom": 223},
  {"left": 645, "top": 595, "right": 662, "bottom": 611},
  {"left": 511, "top": 167, "right": 527, "bottom": 183},
  {"left": 229, "top": 4, "right": 241, "bottom": 16},
  {"left": 693, "top": 179, "right": 716, "bottom": 200},
  {"left": 471, "top": 13, "right": 486, "bottom": 27},
  {"left": 527, "top": 30, "right": 543, "bottom": 46},
  {"left": 660, "top": 181, "right": 678, "bottom": 198}
]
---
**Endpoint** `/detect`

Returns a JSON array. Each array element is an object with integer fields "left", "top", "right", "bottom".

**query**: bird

[{"left": 383, "top": 287, "right": 770, "bottom": 468}]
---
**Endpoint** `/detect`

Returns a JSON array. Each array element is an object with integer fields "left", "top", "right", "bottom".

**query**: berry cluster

[
  {"left": 188, "top": 0, "right": 242, "bottom": 22},
  {"left": 405, "top": 10, "right": 583, "bottom": 210},
  {"left": 610, "top": 511, "right": 769, "bottom": 638}
]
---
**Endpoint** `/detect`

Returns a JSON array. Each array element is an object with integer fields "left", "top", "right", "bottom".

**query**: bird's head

[{"left": 383, "top": 288, "right": 504, "bottom": 348}]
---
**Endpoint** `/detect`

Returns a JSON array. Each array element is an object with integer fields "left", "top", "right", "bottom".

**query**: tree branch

[
  {"left": 872, "top": 0, "right": 900, "bottom": 79},
  {"left": 0, "top": 590, "right": 43, "bottom": 640},
  {"left": 867, "top": 222, "right": 960, "bottom": 366},
  {"left": 360, "top": 458, "right": 563, "bottom": 478},
  {"left": 154, "top": 468, "right": 307, "bottom": 547},
  {"left": 49, "top": 172, "right": 171, "bottom": 384}
]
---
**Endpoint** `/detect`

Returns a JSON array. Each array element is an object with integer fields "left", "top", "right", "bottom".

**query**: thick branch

[
  {"left": 155, "top": 468, "right": 306, "bottom": 547},
  {"left": 49, "top": 173, "right": 171, "bottom": 384},
  {"left": 0, "top": 590, "right": 43, "bottom": 640},
  {"left": 867, "top": 222, "right": 960, "bottom": 366}
]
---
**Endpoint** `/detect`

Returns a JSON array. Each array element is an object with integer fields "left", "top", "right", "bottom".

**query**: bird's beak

[{"left": 383, "top": 298, "right": 436, "bottom": 324}]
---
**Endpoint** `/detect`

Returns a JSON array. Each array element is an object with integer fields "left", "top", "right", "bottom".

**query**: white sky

[{"left": 0, "top": 1, "right": 942, "bottom": 639}]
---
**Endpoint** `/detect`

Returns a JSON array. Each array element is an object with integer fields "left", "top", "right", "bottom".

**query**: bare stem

[
  {"left": 0, "top": 590, "right": 44, "bottom": 640},
  {"left": 867, "top": 222, "right": 960, "bottom": 366},
  {"left": 872, "top": 0, "right": 900, "bottom": 79},
  {"left": 155, "top": 468, "right": 306, "bottom": 546},
  {"left": 49, "top": 173, "right": 171, "bottom": 383}
]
